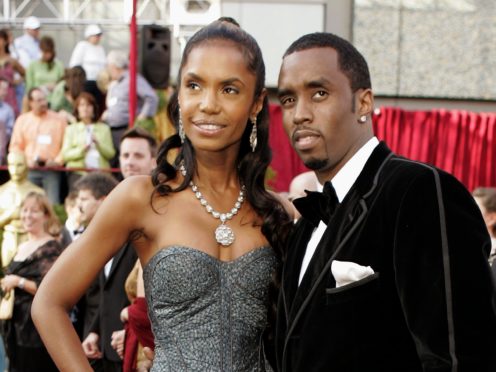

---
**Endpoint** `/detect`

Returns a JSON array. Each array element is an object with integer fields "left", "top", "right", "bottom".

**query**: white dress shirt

[{"left": 298, "top": 137, "right": 380, "bottom": 285}]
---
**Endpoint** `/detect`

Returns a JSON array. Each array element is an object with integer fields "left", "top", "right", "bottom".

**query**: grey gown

[{"left": 143, "top": 245, "right": 276, "bottom": 371}]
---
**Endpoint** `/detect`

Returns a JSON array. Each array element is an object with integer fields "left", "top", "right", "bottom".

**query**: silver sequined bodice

[{"left": 143, "top": 245, "right": 276, "bottom": 372}]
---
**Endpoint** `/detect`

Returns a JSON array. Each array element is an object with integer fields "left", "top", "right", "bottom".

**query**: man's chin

[{"left": 303, "top": 158, "right": 328, "bottom": 171}]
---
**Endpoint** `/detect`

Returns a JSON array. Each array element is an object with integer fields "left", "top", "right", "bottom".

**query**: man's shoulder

[
  {"left": 45, "top": 110, "right": 67, "bottom": 125},
  {"left": 14, "top": 111, "right": 33, "bottom": 123},
  {"left": 383, "top": 155, "right": 467, "bottom": 197},
  {"left": 388, "top": 156, "right": 458, "bottom": 182}
]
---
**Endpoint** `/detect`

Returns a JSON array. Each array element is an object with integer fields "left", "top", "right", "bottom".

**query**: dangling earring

[
  {"left": 358, "top": 115, "right": 367, "bottom": 123},
  {"left": 178, "top": 108, "right": 186, "bottom": 143},
  {"left": 249, "top": 118, "right": 257, "bottom": 152}
]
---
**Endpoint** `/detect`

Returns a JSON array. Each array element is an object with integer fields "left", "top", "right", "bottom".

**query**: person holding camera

[{"left": 9, "top": 87, "right": 67, "bottom": 204}]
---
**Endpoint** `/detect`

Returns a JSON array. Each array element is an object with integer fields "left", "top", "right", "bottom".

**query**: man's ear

[
  {"left": 250, "top": 88, "right": 267, "bottom": 120},
  {"left": 357, "top": 88, "right": 374, "bottom": 117}
]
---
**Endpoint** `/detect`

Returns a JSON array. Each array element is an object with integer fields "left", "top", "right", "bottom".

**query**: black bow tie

[{"left": 293, "top": 181, "right": 339, "bottom": 226}]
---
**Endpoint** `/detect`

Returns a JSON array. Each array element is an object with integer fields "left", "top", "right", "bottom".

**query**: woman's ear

[{"left": 250, "top": 88, "right": 267, "bottom": 120}]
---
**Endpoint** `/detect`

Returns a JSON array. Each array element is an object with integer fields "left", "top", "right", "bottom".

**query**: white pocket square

[{"left": 331, "top": 260, "right": 375, "bottom": 288}]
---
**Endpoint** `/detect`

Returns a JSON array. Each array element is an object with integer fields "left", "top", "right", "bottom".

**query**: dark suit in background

[
  {"left": 89, "top": 241, "right": 137, "bottom": 371},
  {"left": 276, "top": 143, "right": 496, "bottom": 371}
]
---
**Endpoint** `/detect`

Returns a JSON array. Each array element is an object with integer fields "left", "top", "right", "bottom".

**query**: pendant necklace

[{"left": 181, "top": 165, "right": 245, "bottom": 246}]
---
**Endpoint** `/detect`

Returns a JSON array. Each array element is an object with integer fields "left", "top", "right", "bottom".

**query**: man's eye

[
  {"left": 280, "top": 97, "right": 295, "bottom": 106},
  {"left": 313, "top": 91, "right": 328, "bottom": 99}
]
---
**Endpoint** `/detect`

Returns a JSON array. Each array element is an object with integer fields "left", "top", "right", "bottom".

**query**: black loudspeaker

[{"left": 140, "top": 25, "right": 171, "bottom": 89}]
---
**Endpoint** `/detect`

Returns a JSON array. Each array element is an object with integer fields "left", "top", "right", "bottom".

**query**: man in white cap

[
  {"left": 14, "top": 16, "right": 41, "bottom": 69},
  {"left": 69, "top": 24, "right": 107, "bottom": 108},
  {"left": 13, "top": 16, "right": 41, "bottom": 112}
]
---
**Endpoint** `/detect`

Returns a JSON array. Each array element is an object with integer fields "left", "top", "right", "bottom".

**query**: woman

[
  {"left": 0, "top": 28, "right": 25, "bottom": 117},
  {"left": 61, "top": 92, "right": 115, "bottom": 189},
  {"left": 116, "top": 260, "right": 154, "bottom": 372},
  {"left": 1, "top": 192, "right": 63, "bottom": 371},
  {"left": 32, "top": 20, "right": 292, "bottom": 371},
  {"left": 25, "top": 36, "right": 64, "bottom": 103},
  {"left": 49, "top": 65, "right": 87, "bottom": 122},
  {"left": 68, "top": 24, "right": 106, "bottom": 109}
]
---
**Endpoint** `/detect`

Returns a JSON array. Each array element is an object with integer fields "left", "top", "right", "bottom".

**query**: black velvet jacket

[
  {"left": 275, "top": 143, "right": 496, "bottom": 372},
  {"left": 89, "top": 241, "right": 137, "bottom": 362}
]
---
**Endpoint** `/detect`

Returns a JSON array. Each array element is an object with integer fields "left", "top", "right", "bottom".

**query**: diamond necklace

[{"left": 181, "top": 165, "right": 246, "bottom": 246}]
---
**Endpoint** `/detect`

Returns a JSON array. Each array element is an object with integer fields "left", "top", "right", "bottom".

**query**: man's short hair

[
  {"left": 283, "top": 32, "right": 371, "bottom": 92},
  {"left": 74, "top": 172, "right": 118, "bottom": 199},
  {"left": 107, "top": 50, "right": 128, "bottom": 69},
  {"left": 120, "top": 127, "right": 157, "bottom": 157},
  {"left": 27, "top": 87, "right": 45, "bottom": 101}
]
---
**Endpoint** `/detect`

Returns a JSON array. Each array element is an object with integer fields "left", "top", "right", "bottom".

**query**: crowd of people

[
  {"left": 0, "top": 14, "right": 494, "bottom": 372},
  {"left": 0, "top": 16, "right": 163, "bottom": 206}
]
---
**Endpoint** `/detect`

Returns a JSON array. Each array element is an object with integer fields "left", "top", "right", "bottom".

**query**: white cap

[
  {"left": 85, "top": 24, "right": 103, "bottom": 38},
  {"left": 23, "top": 16, "right": 41, "bottom": 30}
]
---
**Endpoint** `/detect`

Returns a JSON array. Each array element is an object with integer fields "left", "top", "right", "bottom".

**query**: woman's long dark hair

[{"left": 151, "top": 20, "right": 292, "bottom": 352}]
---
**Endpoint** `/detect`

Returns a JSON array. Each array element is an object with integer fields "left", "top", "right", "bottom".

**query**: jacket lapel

[
  {"left": 281, "top": 219, "right": 316, "bottom": 323},
  {"left": 105, "top": 242, "right": 130, "bottom": 284}
]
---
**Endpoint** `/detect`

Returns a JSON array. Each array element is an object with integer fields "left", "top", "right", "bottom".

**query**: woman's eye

[
  {"left": 186, "top": 82, "right": 200, "bottom": 90},
  {"left": 223, "top": 87, "right": 238, "bottom": 94}
]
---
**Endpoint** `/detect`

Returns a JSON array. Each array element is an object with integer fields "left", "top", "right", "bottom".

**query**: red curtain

[
  {"left": 268, "top": 104, "right": 496, "bottom": 192},
  {"left": 373, "top": 107, "right": 496, "bottom": 192}
]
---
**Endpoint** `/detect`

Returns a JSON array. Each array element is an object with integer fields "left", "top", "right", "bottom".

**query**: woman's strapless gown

[{"left": 143, "top": 245, "right": 277, "bottom": 371}]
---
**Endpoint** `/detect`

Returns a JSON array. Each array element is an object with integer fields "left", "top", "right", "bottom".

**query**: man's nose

[{"left": 293, "top": 100, "right": 312, "bottom": 125}]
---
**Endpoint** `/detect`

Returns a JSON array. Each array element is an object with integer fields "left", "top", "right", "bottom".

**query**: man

[
  {"left": 102, "top": 50, "right": 158, "bottom": 165},
  {"left": 73, "top": 172, "right": 119, "bottom": 369},
  {"left": 472, "top": 187, "right": 496, "bottom": 266},
  {"left": 82, "top": 127, "right": 157, "bottom": 372},
  {"left": 0, "top": 152, "right": 44, "bottom": 267},
  {"left": 274, "top": 32, "right": 496, "bottom": 371},
  {"left": 13, "top": 16, "right": 41, "bottom": 112},
  {"left": 9, "top": 87, "right": 67, "bottom": 204}
]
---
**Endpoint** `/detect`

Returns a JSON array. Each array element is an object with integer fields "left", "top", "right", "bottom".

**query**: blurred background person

[
  {"left": 0, "top": 28, "right": 25, "bottom": 117},
  {"left": 105, "top": 127, "right": 157, "bottom": 371},
  {"left": 69, "top": 24, "right": 106, "bottom": 110},
  {"left": 13, "top": 16, "right": 41, "bottom": 114},
  {"left": 82, "top": 128, "right": 156, "bottom": 372},
  {"left": 9, "top": 87, "right": 67, "bottom": 204},
  {"left": 473, "top": 186, "right": 496, "bottom": 265},
  {"left": 0, "top": 78, "right": 15, "bottom": 150},
  {"left": 61, "top": 92, "right": 115, "bottom": 190},
  {"left": 63, "top": 190, "right": 83, "bottom": 242},
  {"left": 25, "top": 36, "right": 64, "bottom": 105},
  {"left": 102, "top": 50, "right": 158, "bottom": 166},
  {"left": 73, "top": 172, "right": 118, "bottom": 370},
  {"left": 49, "top": 65, "right": 87, "bottom": 123},
  {"left": 287, "top": 171, "right": 318, "bottom": 220},
  {"left": 0, "top": 191, "right": 62, "bottom": 372}
]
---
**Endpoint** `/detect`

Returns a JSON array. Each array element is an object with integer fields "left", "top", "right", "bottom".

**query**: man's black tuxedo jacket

[
  {"left": 276, "top": 143, "right": 496, "bottom": 372},
  {"left": 90, "top": 241, "right": 137, "bottom": 362}
]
